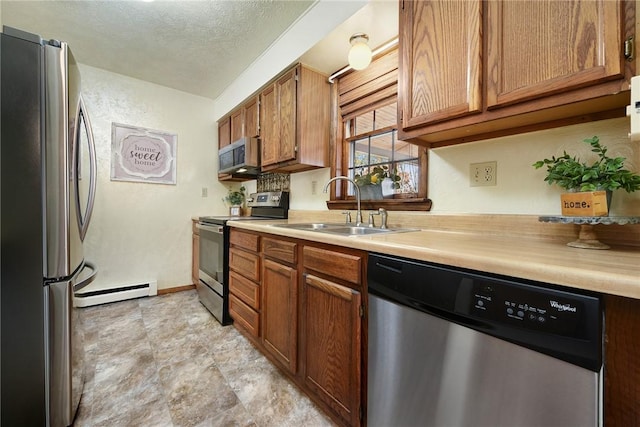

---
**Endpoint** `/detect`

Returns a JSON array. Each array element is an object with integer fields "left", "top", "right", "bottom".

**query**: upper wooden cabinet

[
  {"left": 244, "top": 96, "right": 260, "bottom": 138},
  {"left": 400, "top": 0, "right": 483, "bottom": 129},
  {"left": 260, "top": 64, "right": 331, "bottom": 172},
  {"left": 218, "top": 116, "right": 231, "bottom": 149},
  {"left": 223, "top": 95, "right": 260, "bottom": 149},
  {"left": 399, "top": 0, "right": 635, "bottom": 147},
  {"left": 230, "top": 108, "right": 243, "bottom": 143}
]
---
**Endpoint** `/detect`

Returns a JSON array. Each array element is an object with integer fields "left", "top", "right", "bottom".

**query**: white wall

[
  {"left": 429, "top": 117, "right": 640, "bottom": 215},
  {"left": 80, "top": 65, "right": 232, "bottom": 292}
]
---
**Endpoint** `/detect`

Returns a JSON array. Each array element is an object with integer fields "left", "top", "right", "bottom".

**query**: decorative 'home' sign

[{"left": 111, "top": 123, "right": 177, "bottom": 184}]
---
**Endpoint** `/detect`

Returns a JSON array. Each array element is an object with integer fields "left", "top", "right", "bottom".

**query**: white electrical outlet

[
  {"left": 311, "top": 180, "right": 317, "bottom": 195},
  {"left": 201, "top": 187, "right": 208, "bottom": 197},
  {"left": 470, "top": 161, "right": 497, "bottom": 187}
]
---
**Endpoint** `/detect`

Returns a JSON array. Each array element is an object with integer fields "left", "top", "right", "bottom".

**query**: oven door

[{"left": 196, "top": 223, "right": 229, "bottom": 324}]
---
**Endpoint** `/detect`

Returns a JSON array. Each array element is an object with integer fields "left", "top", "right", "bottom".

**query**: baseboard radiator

[{"left": 74, "top": 280, "right": 158, "bottom": 308}]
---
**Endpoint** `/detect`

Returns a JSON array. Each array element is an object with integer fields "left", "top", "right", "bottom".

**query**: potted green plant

[
  {"left": 224, "top": 186, "right": 246, "bottom": 216},
  {"left": 354, "top": 165, "right": 401, "bottom": 199},
  {"left": 533, "top": 136, "right": 640, "bottom": 214}
]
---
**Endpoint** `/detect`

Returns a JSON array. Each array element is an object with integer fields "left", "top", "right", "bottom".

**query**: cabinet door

[
  {"left": 276, "top": 68, "right": 297, "bottom": 164},
  {"left": 399, "top": 0, "right": 482, "bottom": 130},
  {"left": 244, "top": 96, "right": 260, "bottom": 138},
  {"left": 230, "top": 108, "right": 244, "bottom": 142},
  {"left": 486, "top": 1, "right": 625, "bottom": 109},
  {"left": 260, "top": 84, "right": 279, "bottom": 167},
  {"left": 262, "top": 258, "right": 298, "bottom": 373},
  {"left": 302, "top": 273, "right": 361, "bottom": 427},
  {"left": 218, "top": 117, "right": 231, "bottom": 149}
]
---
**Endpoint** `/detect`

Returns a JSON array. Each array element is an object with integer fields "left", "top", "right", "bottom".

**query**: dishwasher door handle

[{"left": 374, "top": 261, "right": 403, "bottom": 274}]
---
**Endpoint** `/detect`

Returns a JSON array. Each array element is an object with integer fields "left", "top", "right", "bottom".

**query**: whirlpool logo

[{"left": 550, "top": 300, "right": 577, "bottom": 312}]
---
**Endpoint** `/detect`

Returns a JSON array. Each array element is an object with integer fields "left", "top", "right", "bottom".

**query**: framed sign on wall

[{"left": 111, "top": 122, "right": 177, "bottom": 185}]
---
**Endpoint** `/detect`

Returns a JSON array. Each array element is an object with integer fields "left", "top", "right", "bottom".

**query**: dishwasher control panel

[
  {"left": 368, "top": 253, "right": 602, "bottom": 372},
  {"left": 468, "top": 281, "right": 586, "bottom": 338}
]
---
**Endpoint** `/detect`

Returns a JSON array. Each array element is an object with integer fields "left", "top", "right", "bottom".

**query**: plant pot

[
  {"left": 381, "top": 178, "right": 395, "bottom": 199},
  {"left": 229, "top": 205, "right": 242, "bottom": 216},
  {"left": 560, "top": 191, "right": 609, "bottom": 217},
  {"left": 359, "top": 184, "right": 383, "bottom": 200}
]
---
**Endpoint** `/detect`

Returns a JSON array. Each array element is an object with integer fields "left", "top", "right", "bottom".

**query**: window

[
  {"left": 345, "top": 102, "right": 420, "bottom": 198},
  {"left": 327, "top": 47, "right": 431, "bottom": 211}
]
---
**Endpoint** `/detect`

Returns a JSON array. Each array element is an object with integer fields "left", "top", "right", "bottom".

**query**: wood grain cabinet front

[
  {"left": 229, "top": 248, "right": 260, "bottom": 282},
  {"left": 229, "top": 294, "right": 259, "bottom": 338},
  {"left": 301, "top": 246, "right": 364, "bottom": 427},
  {"left": 228, "top": 229, "right": 261, "bottom": 337},
  {"left": 260, "top": 64, "right": 330, "bottom": 172},
  {"left": 399, "top": 0, "right": 635, "bottom": 147},
  {"left": 301, "top": 273, "right": 362, "bottom": 427},
  {"left": 218, "top": 116, "right": 231, "bottom": 149},
  {"left": 228, "top": 230, "right": 366, "bottom": 427},
  {"left": 261, "top": 236, "right": 298, "bottom": 374},
  {"left": 261, "top": 258, "right": 298, "bottom": 374}
]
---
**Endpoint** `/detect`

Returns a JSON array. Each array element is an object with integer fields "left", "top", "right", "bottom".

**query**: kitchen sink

[
  {"left": 273, "top": 222, "right": 345, "bottom": 231},
  {"left": 271, "top": 223, "right": 419, "bottom": 236}
]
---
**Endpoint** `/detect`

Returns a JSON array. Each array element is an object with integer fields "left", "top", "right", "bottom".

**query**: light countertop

[{"left": 228, "top": 216, "right": 640, "bottom": 300}]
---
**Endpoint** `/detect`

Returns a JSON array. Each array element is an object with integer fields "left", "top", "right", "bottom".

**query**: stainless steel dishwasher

[{"left": 367, "top": 253, "right": 602, "bottom": 427}]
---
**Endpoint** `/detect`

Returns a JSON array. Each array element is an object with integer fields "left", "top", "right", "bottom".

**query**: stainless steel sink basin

[
  {"left": 272, "top": 222, "right": 345, "bottom": 231},
  {"left": 321, "top": 226, "right": 394, "bottom": 235},
  {"left": 271, "top": 223, "right": 418, "bottom": 236}
]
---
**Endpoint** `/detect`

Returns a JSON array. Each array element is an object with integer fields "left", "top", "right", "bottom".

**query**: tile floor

[{"left": 73, "top": 290, "right": 335, "bottom": 427}]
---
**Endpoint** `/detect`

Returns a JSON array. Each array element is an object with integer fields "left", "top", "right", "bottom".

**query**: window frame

[{"left": 327, "top": 88, "right": 431, "bottom": 212}]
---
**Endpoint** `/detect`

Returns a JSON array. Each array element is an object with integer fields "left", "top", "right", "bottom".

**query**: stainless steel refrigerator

[{"left": 1, "top": 26, "right": 98, "bottom": 426}]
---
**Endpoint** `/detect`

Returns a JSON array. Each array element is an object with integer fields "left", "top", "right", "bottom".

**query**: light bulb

[{"left": 348, "top": 33, "right": 372, "bottom": 70}]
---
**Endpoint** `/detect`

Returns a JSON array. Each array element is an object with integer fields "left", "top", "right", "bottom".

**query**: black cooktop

[
  {"left": 199, "top": 191, "right": 289, "bottom": 225},
  {"left": 199, "top": 215, "right": 275, "bottom": 225}
]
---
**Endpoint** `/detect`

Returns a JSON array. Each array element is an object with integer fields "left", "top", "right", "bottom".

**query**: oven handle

[{"left": 196, "top": 223, "right": 224, "bottom": 234}]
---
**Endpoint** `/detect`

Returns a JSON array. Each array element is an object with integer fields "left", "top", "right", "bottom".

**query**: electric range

[{"left": 196, "top": 191, "right": 289, "bottom": 324}]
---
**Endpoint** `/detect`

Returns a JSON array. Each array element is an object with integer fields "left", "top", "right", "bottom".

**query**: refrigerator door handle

[
  {"left": 74, "top": 260, "right": 97, "bottom": 293},
  {"left": 76, "top": 95, "right": 97, "bottom": 241}
]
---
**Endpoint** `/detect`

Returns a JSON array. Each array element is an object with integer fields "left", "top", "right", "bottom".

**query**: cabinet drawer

[
  {"left": 303, "top": 246, "right": 361, "bottom": 285},
  {"left": 229, "top": 294, "right": 259, "bottom": 338},
  {"left": 262, "top": 237, "right": 297, "bottom": 265},
  {"left": 229, "top": 270, "right": 260, "bottom": 310},
  {"left": 229, "top": 247, "right": 260, "bottom": 282},
  {"left": 230, "top": 229, "right": 260, "bottom": 252}
]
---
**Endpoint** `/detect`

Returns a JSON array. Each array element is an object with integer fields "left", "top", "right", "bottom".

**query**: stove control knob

[{"left": 271, "top": 196, "right": 280, "bottom": 202}]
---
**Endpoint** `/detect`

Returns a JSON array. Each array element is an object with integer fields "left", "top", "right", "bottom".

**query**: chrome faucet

[{"left": 323, "top": 176, "right": 363, "bottom": 226}]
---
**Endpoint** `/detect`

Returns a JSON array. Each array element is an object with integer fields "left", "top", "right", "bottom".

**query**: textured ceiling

[
  {"left": 1, "top": 0, "right": 398, "bottom": 100},
  {"left": 1, "top": 0, "right": 314, "bottom": 99}
]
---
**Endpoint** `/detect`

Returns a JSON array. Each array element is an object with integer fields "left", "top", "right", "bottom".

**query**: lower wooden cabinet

[
  {"left": 229, "top": 229, "right": 261, "bottom": 337},
  {"left": 301, "top": 273, "right": 362, "bottom": 427},
  {"left": 262, "top": 258, "right": 298, "bottom": 373},
  {"left": 229, "top": 230, "right": 366, "bottom": 427},
  {"left": 229, "top": 293, "right": 259, "bottom": 338}
]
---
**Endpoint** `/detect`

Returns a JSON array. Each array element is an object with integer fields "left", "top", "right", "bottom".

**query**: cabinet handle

[{"left": 625, "top": 36, "right": 635, "bottom": 62}]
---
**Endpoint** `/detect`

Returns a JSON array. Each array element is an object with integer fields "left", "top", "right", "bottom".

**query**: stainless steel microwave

[{"left": 218, "top": 137, "right": 259, "bottom": 175}]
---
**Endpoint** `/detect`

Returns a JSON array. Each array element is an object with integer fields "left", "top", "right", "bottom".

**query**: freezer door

[{"left": 47, "top": 262, "right": 96, "bottom": 427}]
